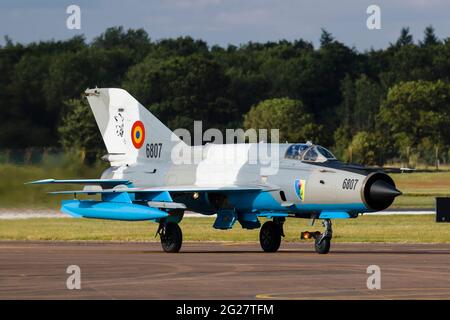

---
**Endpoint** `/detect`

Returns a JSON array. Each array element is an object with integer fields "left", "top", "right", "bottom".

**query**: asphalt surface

[{"left": 0, "top": 241, "right": 449, "bottom": 299}]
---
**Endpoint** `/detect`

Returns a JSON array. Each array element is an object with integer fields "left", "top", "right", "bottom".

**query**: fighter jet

[{"left": 30, "top": 88, "right": 402, "bottom": 254}]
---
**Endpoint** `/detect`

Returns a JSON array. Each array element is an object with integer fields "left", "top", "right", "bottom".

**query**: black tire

[
  {"left": 314, "top": 236, "right": 331, "bottom": 254},
  {"left": 160, "top": 223, "right": 183, "bottom": 253},
  {"left": 259, "top": 221, "right": 282, "bottom": 252}
]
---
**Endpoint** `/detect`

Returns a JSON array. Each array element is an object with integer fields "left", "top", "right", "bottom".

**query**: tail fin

[{"left": 85, "top": 88, "right": 184, "bottom": 165}]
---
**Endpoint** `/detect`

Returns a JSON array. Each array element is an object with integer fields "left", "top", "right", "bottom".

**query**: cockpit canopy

[{"left": 285, "top": 143, "right": 336, "bottom": 163}]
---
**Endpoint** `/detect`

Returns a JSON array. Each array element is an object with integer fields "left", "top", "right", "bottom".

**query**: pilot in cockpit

[{"left": 285, "top": 143, "right": 336, "bottom": 163}]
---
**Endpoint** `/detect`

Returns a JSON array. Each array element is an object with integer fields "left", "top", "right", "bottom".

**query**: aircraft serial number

[
  {"left": 146, "top": 143, "right": 162, "bottom": 158},
  {"left": 342, "top": 178, "right": 358, "bottom": 190}
]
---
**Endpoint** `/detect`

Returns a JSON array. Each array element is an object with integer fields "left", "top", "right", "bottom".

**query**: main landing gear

[
  {"left": 259, "top": 219, "right": 284, "bottom": 252},
  {"left": 158, "top": 222, "right": 183, "bottom": 253}
]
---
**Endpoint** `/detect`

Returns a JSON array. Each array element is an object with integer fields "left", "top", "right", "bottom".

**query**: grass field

[
  {"left": 0, "top": 163, "right": 105, "bottom": 208},
  {"left": 0, "top": 215, "right": 448, "bottom": 243},
  {"left": 390, "top": 171, "right": 450, "bottom": 208}
]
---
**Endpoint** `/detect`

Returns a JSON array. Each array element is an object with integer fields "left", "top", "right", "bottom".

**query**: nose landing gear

[
  {"left": 300, "top": 219, "right": 333, "bottom": 254},
  {"left": 314, "top": 219, "right": 332, "bottom": 254}
]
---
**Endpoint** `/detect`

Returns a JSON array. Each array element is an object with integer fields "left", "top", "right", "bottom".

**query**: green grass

[
  {"left": 0, "top": 215, "right": 448, "bottom": 243},
  {"left": 390, "top": 172, "right": 450, "bottom": 209},
  {"left": 0, "top": 162, "right": 105, "bottom": 208},
  {"left": 391, "top": 171, "right": 450, "bottom": 194},
  {"left": 391, "top": 195, "right": 435, "bottom": 209}
]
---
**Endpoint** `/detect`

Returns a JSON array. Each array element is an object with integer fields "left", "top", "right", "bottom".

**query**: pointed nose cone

[{"left": 369, "top": 179, "right": 402, "bottom": 202}]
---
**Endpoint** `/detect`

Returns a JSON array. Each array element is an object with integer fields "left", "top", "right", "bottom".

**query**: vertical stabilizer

[{"left": 85, "top": 88, "right": 184, "bottom": 165}]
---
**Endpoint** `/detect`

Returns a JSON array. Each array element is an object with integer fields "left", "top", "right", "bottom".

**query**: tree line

[{"left": 1, "top": 26, "right": 450, "bottom": 166}]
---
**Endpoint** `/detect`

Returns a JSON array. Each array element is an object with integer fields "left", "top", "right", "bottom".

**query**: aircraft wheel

[
  {"left": 160, "top": 222, "right": 183, "bottom": 253},
  {"left": 314, "top": 237, "right": 331, "bottom": 254},
  {"left": 259, "top": 221, "right": 281, "bottom": 252}
]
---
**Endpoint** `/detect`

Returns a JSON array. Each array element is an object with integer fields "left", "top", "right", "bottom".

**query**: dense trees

[
  {"left": 243, "top": 98, "right": 323, "bottom": 143},
  {"left": 123, "top": 54, "right": 237, "bottom": 131},
  {"left": 58, "top": 98, "right": 104, "bottom": 164},
  {"left": 2, "top": 26, "right": 450, "bottom": 165},
  {"left": 379, "top": 80, "right": 450, "bottom": 164}
]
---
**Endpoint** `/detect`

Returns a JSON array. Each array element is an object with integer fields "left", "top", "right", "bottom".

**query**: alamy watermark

[
  {"left": 66, "top": 5, "right": 81, "bottom": 30},
  {"left": 170, "top": 122, "right": 280, "bottom": 176},
  {"left": 366, "top": 5, "right": 381, "bottom": 30},
  {"left": 366, "top": 265, "right": 381, "bottom": 290},
  {"left": 66, "top": 265, "right": 81, "bottom": 290}
]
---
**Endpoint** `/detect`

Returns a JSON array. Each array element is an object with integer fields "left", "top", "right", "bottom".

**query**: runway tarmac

[{"left": 0, "top": 241, "right": 449, "bottom": 299}]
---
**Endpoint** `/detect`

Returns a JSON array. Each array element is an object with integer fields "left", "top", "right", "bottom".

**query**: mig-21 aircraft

[{"left": 30, "top": 88, "right": 402, "bottom": 254}]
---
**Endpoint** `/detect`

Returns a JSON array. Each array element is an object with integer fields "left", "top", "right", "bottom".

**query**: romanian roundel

[{"left": 131, "top": 121, "right": 145, "bottom": 149}]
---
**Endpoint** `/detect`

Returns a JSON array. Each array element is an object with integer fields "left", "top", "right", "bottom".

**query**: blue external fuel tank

[{"left": 61, "top": 200, "right": 169, "bottom": 221}]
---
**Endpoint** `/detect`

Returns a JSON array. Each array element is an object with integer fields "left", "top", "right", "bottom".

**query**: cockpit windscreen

[
  {"left": 285, "top": 144, "right": 336, "bottom": 162},
  {"left": 285, "top": 144, "right": 309, "bottom": 160}
]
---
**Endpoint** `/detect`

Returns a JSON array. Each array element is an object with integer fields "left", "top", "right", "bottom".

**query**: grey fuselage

[{"left": 101, "top": 143, "right": 395, "bottom": 219}]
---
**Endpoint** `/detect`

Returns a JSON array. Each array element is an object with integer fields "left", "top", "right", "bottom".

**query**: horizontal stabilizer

[{"left": 28, "top": 179, "right": 131, "bottom": 188}]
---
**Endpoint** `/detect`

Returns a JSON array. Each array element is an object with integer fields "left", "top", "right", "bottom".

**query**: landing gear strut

[
  {"left": 158, "top": 222, "right": 183, "bottom": 253},
  {"left": 314, "top": 219, "right": 332, "bottom": 254},
  {"left": 259, "top": 219, "right": 284, "bottom": 252}
]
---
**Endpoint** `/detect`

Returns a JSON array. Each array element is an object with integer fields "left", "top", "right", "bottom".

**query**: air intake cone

[
  {"left": 369, "top": 179, "right": 402, "bottom": 203},
  {"left": 362, "top": 172, "right": 402, "bottom": 211}
]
